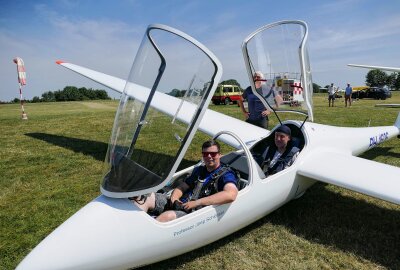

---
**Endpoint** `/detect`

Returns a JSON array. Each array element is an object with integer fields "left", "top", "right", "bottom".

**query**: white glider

[{"left": 17, "top": 22, "right": 400, "bottom": 270}]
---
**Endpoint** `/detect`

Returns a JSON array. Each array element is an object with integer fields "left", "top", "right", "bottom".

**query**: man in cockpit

[
  {"left": 258, "top": 124, "right": 299, "bottom": 176},
  {"left": 131, "top": 140, "right": 239, "bottom": 222}
]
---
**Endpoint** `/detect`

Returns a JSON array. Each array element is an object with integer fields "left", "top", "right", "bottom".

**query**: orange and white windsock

[{"left": 13, "top": 57, "right": 27, "bottom": 85}]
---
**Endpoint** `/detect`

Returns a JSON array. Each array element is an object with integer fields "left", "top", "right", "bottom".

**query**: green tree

[
  {"left": 54, "top": 89, "right": 66, "bottom": 101},
  {"left": 387, "top": 72, "right": 400, "bottom": 90},
  {"left": 220, "top": 79, "right": 242, "bottom": 89},
  {"left": 32, "top": 96, "right": 41, "bottom": 103},
  {"left": 312, "top": 83, "right": 321, "bottom": 93},
  {"left": 180, "top": 90, "right": 187, "bottom": 97},
  {"left": 394, "top": 73, "right": 400, "bottom": 90},
  {"left": 78, "top": 87, "right": 91, "bottom": 100},
  {"left": 41, "top": 91, "right": 56, "bottom": 102},
  {"left": 167, "top": 89, "right": 182, "bottom": 97},
  {"left": 387, "top": 73, "right": 396, "bottom": 90},
  {"left": 365, "top": 69, "right": 388, "bottom": 87},
  {"left": 41, "top": 86, "right": 110, "bottom": 102},
  {"left": 95, "top": 89, "right": 110, "bottom": 99},
  {"left": 63, "top": 86, "right": 82, "bottom": 101}
]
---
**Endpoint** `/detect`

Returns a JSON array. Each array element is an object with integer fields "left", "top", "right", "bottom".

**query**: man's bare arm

[{"left": 183, "top": 183, "right": 238, "bottom": 210}]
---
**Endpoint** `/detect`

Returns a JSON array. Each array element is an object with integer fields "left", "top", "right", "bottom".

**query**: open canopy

[
  {"left": 242, "top": 20, "right": 314, "bottom": 123},
  {"left": 101, "top": 24, "right": 222, "bottom": 198}
]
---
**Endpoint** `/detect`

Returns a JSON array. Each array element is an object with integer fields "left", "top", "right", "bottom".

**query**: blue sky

[{"left": 1, "top": 0, "right": 400, "bottom": 101}]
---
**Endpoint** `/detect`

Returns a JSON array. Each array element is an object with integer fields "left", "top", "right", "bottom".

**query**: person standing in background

[
  {"left": 238, "top": 71, "right": 271, "bottom": 129},
  {"left": 328, "top": 83, "right": 336, "bottom": 107},
  {"left": 345, "top": 83, "right": 353, "bottom": 107}
]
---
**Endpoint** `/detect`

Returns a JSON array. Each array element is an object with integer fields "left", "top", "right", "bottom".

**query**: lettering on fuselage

[
  {"left": 173, "top": 210, "right": 225, "bottom": 237},
  {"left": 369, "top": 131, "right": 389, "bottom": 148}
]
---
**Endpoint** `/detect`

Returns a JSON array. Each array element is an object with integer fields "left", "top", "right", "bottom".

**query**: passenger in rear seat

[{"left": 258, "top": 125, "right": 299, "bottom": 176}]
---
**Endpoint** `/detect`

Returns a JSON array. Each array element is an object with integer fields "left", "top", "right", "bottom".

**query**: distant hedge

[
  {"left": 38, "top": 86, "right": 111, "bottom": 102},
  {"left": 13, "top": 86, "right": 112, "bottom": 103},
  {"left": 0, "top": 86, "right": 111, "bottom": 104}
]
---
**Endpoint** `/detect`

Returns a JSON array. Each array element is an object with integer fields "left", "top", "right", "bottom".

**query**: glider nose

[{"left": 16, "top": 196, "right": 149, "bottom": 270}]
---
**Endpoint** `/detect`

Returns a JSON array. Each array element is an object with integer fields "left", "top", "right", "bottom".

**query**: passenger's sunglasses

[{"left": 202, "top": 151, "right": 219, "bottom": 158}]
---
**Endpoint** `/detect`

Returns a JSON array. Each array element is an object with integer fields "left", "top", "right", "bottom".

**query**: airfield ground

[{"left": 1, "top": 93, "right": 399, "bottom": 270}]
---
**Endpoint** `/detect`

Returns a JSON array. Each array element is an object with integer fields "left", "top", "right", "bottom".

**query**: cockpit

[
  {"left": 99, "top": 21, "right": 313, "bottom": 222},
  {"left": 219, "top": 122, "right": 306, "bottom": 184}
]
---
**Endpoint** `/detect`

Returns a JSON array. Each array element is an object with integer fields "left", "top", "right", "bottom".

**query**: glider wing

[
  {"left": 56, "top": 61, "right": 268, "bottom": 148},
  {"left": 348, "top": 64, "right": 400, "bottom": 72},
  {"left": 297, "top": 150, "right": 400, "bottom": 205}
]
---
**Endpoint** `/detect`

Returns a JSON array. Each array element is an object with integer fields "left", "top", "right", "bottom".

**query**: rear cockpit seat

[{"left": 220, "top": 152, "right": 249, "bottom": 190}]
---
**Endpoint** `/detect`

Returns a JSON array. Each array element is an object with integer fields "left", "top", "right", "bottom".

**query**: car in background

[
  {"left": 351, "top": 88, "right": 368, "bottom": 99},
  {"left": 212, "top": 84, "right": 243, "bottom": 105},
  {"left": 367, "top": 87, "right": 392, "bottom": 100},
  {"left": 351, "top": 87, "right": 391, "bottom": 100}
]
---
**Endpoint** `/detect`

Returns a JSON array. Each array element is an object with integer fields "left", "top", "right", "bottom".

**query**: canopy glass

[{"left": 101, "top": 24, "right": 222, "bottom": 198}]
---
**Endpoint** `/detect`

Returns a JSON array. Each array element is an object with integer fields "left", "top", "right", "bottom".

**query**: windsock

[
  {"left": 13, "top": 57, "right": 28, "bottom": 119},
  {"left": 13, "top": 57, "right": 27, "bottom": 85}
]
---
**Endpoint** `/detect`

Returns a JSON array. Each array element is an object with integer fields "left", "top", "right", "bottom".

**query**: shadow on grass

[
  {"left": 25, "top": 132, "right": 197, "bottom": 169},
  {"left": 26, "top": 132, "right": 108, "bottom": 161},
  {"left": 267, "top": 183, "right": 400, "bottom": 269},
  {"left": 360, "top": 146, "right": 400, "bottom": 160},
  {"left": 139, "top": 183, "right": 400, "bottom": 270}
]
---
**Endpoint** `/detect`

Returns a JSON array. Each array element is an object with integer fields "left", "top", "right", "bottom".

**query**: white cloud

[{"left": 0, "top": 4, "right": 145, "bottom": 101}]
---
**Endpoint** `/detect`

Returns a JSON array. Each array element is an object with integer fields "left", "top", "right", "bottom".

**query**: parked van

[{"left": 212, "top": 84, "right": 243, "bottom": 105}]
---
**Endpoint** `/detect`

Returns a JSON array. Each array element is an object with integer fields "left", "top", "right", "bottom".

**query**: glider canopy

[
  {"left": 242, "top": 20, "right": 314, "bottom": 123},
  {"left": 100, "top": 24, "right": 222, "bottom": 198}
]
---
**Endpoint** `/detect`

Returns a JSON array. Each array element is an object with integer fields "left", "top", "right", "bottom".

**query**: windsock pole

[
  {"left": 13, "top": 57, "right": 28, "bottom": 120},
  {"left": 18, "top": 82, "right": 28, "bottom": 119}
]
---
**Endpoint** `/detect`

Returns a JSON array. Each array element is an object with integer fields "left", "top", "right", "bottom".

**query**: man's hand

[
  {"left": 261, "top": 110, "right": 271, "bottom": 117},
  {"left": 183, "top": 199, "right": 201, "bottom": 210},
  {"left": 238, "top": 98, "right": 249, "bottom": 120},
  {"left": 171, "top": 200, "right": 187, "bottom": 212},
  {"left": 169, "top": 182, "right": 188, "bottom": 207}
]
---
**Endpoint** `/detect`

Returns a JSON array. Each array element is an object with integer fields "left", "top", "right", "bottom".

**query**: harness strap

[
  {"left": 262, "top": 145, "right": 297, "bottom": 175},
  {"left": 129, "top": 194, "right": 149, "bottom": 205},
  {"left": 188, "top": 166, "right": 230, "bottom": 202}
]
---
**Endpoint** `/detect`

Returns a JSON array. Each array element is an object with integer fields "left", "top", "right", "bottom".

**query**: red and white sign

[{"left": 292, "top": 82, "right": 304, "bottom": 101}]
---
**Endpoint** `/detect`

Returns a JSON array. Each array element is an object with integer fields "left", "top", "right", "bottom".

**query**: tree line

[
  {"left": 365, "top": 70, "right": 400, "bottom": 89},
  {"left": 9, "top": 86, "right": 111, "bottom": 103},
  {"left": 313, "top": 70, "right": 400, "bottom": 93}
]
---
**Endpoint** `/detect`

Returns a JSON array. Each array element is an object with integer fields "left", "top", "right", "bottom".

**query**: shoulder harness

[
  {"left": 185, "top": 165, "right": 234, "bottom": 202},
  {"left": 262, "top": 145, "right": 299, "bottom": 176}
]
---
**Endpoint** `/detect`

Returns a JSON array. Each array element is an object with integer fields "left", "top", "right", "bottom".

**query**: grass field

[{"left": 1, "top": 93, "right": 400, "bottom": 270}]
